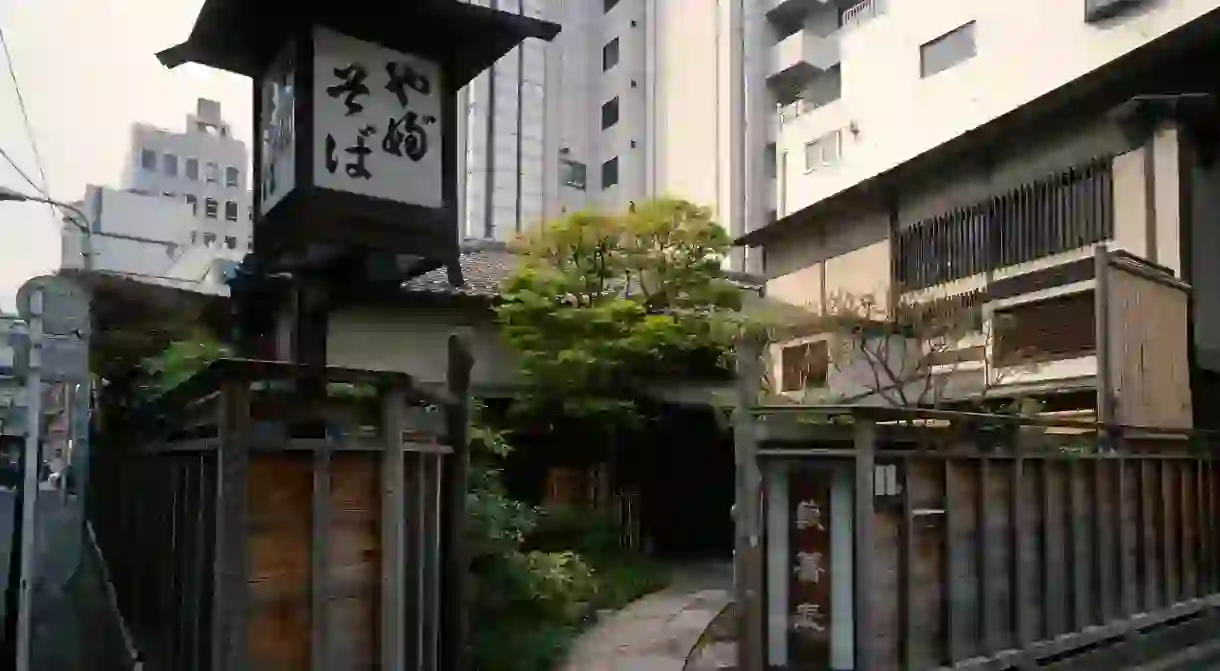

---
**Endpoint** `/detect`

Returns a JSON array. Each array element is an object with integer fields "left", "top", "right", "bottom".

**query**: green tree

[{"left": 496, "top": 198, "right": 745, "bottom": 428}]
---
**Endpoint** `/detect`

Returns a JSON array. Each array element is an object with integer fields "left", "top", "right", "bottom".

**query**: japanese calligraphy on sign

[
  {"left": 257, "top": 41, "right": 297, "bottom": 217},
  {"left": 312, "top": 27, "right": 443, "bottom": 208},
  {"left": 788, "top": 470, "right": 832, "bottom": 667}
]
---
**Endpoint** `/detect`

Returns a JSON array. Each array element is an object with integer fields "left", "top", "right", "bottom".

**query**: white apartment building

[
  {"left": 739, "top": 0, "right": 1220, "bottom": 423},
  {"left": 771, "top": 0, "right": 1220, "bottom": 220},
  {"left": 123, "top": 98, "right": 252, "bottom": 253}
]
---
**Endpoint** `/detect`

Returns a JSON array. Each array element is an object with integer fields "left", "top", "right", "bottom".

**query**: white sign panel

[
  {"left": 312, "top": 27, "right": 444, "bottom": 208},
  {"left": 258, "top": 41, "right": 297, "bottom": 217}
]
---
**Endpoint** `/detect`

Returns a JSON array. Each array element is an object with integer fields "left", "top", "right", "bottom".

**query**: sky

[{"left": 0, "top": 0, "right": 252, "bottom": 311}]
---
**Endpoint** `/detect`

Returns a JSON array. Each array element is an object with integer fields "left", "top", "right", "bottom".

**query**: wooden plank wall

[
  {"left": 865, "top": 453, "right": 1217, "bottom": 671},
  {"left": 1105, "top": 264, "right": 1192, "bottom": 429},
  {"left": 327, "top": 453, "right": 381, "bottom": 670},
  {"left": 247, "top": 453, "right": 312, "bottom": 670}
]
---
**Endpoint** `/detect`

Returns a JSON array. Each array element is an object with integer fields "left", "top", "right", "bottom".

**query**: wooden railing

[
  {"left": 87, "top": 343, "right": 472, "bottom": 671},
  {"left": 733, "top": 403, "right": 1220, "bottom": 671},
  {"left": 894, "top": 158, "right": 1114, "bottom": 292}
]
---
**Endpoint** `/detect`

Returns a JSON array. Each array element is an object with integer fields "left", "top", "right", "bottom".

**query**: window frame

[
  {"left": 601, "top": 157, "right": 619, "bottom": 190},
  {"left": 602, "top": 38, "right": 620, "bottom": 72},
  {"left": 601, "top": 97, "right": 620, "bottom": 130},
  {"left": 920, "top": 21, "right": 977, "bottom": 79}
]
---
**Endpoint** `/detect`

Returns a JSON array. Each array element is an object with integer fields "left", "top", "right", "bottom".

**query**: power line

[
  {"left": 0, "top": 25, "right": 48, "bottom": 197},
  {"left": 0, "top": 23, "right": 56, "bottom": 226},
  {"left": 0, "top": 145, "right": 46, "bottom": 197}
]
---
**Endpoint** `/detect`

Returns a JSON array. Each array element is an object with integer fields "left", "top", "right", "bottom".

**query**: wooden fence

[
  {"left": 87, "top": 340, "right": 472, "bottom": 671},
  {"left": 734, "top": 405, "right": 1220, "bottom": 671}
]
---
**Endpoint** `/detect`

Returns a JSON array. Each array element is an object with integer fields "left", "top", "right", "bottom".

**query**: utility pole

[{"left": 13, "top": 289, "right": 41, "bottom": 671}]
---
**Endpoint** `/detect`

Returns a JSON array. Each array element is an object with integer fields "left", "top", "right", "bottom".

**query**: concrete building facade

[
  {"left": 773, "top": 0, "right": 1220, "bottom": 220},
  {"left": 122, "top": 98, "right": 252, "bottom": 253},
  {"left": 740, "top": 4, "right": 1220, "bottom": 424},
  {"left": 456, "top": 0, "right": 767, "bottom": 270}
]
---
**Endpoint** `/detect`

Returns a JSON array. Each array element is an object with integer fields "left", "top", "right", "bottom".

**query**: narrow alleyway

[{"left": 560, "top": 562, "right": 731, "bottom": 671}]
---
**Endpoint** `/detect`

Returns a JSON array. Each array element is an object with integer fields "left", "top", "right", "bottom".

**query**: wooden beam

[
  {"left": 854, "top": 418, "right": 877, "bottom": 671},
  {"left": 213, "top": 378, "right": 251, "bottom": 671},
  {"left": 734, "top": 336, "right": 765, "bottom": 671},
  {"left": 441, "top": 332, "right": 473, "bottom": 671},
  {"left": 310, "top": 426, "right": 333, "bottom": 671},
  {"left": 381, "top": 388, "right": 407, "bottom": 671}
]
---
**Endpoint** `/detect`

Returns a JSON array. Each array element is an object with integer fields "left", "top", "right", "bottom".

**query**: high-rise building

[
  {"left": 123, "top": 98, "right": 252, "bottom": 252},
  {"left": 456, "top": 0, "right": 763, "bottom": 270},
  {"left": 768, "top": 0, "right": 1220, "bottom": 220},
  {"left": 457, "top": 0, "right": 549, "bottom": 242},
  {"left": 61, "top": 98, "right": 250, "bottom": 291}
]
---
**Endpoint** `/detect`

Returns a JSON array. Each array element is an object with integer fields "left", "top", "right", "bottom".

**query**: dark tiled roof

[
  {"left": 399, "top": 239, "right": 765, "bottom": 300},
  {"left": 399, "top": 239, "right": 520, "bottom": 299}
]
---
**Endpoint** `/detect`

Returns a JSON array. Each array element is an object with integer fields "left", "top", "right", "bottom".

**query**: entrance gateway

[{"left": 151, "top": 3, "right": 561, "bottom": 670}]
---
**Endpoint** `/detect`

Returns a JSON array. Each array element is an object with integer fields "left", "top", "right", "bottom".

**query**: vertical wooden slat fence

[
  {"left": 86, "top": 339, "right": 473, "bottom": 671},
  {"left": 743, "top": 407, "right": 1220, "bottom": 671}
]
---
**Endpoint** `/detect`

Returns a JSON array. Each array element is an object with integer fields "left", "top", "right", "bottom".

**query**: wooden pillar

[
  {"left": 735, "top": 336, "right": 765, "bottom": 671},
  {"left": 853, "top": 418, "right": 877, "bottom": 671},
  {"left": 441, "top": 331, "right": 473, "bottom": 671},
  {"left": 213, "top": 379, "right": 251, "bottom": 671},
  {"left": 381, "top": 388, "right": 408, "bottom": 670}
]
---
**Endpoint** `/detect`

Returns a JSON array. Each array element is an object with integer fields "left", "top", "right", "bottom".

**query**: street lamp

[{"left": 0, "top": 186, "right": 92, "bottom": 269}]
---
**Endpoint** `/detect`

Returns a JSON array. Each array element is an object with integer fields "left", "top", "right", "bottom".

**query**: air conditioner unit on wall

[{"left": 1085, "top": 0, "right": 1149, "bottom": 23}]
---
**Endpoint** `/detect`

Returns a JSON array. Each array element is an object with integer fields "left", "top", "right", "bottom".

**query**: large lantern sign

[
  {"left": 311, "top": 28, "right": 444, "bottom": 208},
  {"left": 258, "top": 41, "right": 297, "bottom": 217},
  {"left": 158, "top": 0, "right": 561, "bottom": 272}
]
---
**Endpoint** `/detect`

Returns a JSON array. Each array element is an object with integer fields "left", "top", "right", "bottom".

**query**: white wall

[
  {"left": 326, "top": 306, "right": 519, "bottom": 391},
  {"left": 124, "top": 99, "right": 252, "bottom": 251},
  {"left": 61, "top": 186, "right": 191, "bottom": 277},
  {"left": 777, "top": 0, "right": 1220, "bottom": 215}
]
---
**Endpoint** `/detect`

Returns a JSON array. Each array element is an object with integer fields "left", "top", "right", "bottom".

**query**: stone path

[{"left": 560, "top": 562, "right": 732, "bottom": 671}]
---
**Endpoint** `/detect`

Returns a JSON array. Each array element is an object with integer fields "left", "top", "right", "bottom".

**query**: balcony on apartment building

[{"left": 767, "top": 0, "right": 880, "bottom": 119}]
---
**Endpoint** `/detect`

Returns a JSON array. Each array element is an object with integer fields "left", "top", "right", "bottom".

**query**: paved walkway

[{"left": 560, "top": 562, "right": 733, "bottom": 671}]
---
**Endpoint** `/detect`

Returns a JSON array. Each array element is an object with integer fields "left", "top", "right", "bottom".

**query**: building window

[
  {"left": 603, "top": 38, "right": 620, "bottom": 71},
  {"left": 203, "top": 232, "right": 216, "bottom": 247},
  {"left": 920, "top": 22, "right": 976, "bottom": 78},
  {"left": 601, "top": 97, "right": 620, "bottom": 130},
  {"left": 140, "top": 149, "right": 157, "bottom": 171},
  {"left": 224, "top": 201, "right": 239, "bottom": 222},
  {"left": 205, "top": 162, "right": 219, "bottom": 184},
  {"left": 225, "top": 236, "right": 237, "bottom": 250},
  {"left": 601, "top": 157, "right": 619, "bottom": 189},
  {"left": 605, "top": 0, "right": 619, "bottom": 11},
  {"left": 993, "top": 291, "right": 1096, "bottom": 366},
  {"left": 164, "top": 153, "right": 178, "bottom": 177},
  {"left": 804, "top": 131, "right": 842, "bottom": 172},
  {"left": 205, "top": 197, "right": 218, "bottom": 219},
  {"left": 190, "top": 231, "right": 198, "bottom": 244},
  {"left": 765, "top": 143, "right": 777, "bottom": 179},
  {"left": 248, "top": 206, "right": 254, "bottom": 221},
  {"left": 186, "top": 158, "right": 199, "bottom": 181},
  {"left": 225, "top": 166, "right": 240, "bottom": 188},
  {"left": 780, "top": 340, "right": 829, "bottom": 392},
  {"left": 185, "top": 194, "right": 198, "bottom": 215},
  {"left": 561, "top": 158, "right": 587, "bottom": 190}
]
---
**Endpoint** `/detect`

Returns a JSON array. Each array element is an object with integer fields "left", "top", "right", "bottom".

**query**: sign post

[
  {"left": 156, "top": 3, "right": 560, "bottom": 669},
  {"left": 9, "top": 274, "right": 90, "bottom": 671}
]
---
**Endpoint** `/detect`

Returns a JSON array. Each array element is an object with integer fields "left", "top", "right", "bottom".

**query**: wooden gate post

[
  {"left": 441, "top": 331, "right": 474, "bottom": 671},
  {"left": 853, "top": 417, "right": 877, "bottom": 671},
  {"left": 735, "top": 336, "right": 765, "bottom": 671}
]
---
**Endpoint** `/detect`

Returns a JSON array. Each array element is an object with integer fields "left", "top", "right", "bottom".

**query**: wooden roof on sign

[{"left": 156, "top": 0, "right": 562, "bottom": 89}]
